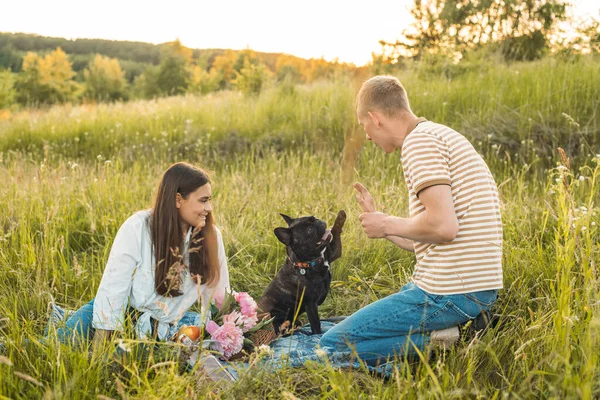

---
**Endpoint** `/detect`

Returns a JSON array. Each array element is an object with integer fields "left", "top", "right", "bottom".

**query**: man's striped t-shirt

[{"left": 401, "top": 120, "right": 503, "bottom": 295}]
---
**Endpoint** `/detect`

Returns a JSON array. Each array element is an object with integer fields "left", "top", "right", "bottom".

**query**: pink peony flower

[
  {"left": 223, "top": 310, "right": 257, "bottom": 332},
  {"left": 207, "top": 321, "right": 244, "bottom": 359},
  {"left": 205, "top": 320, "right": 220, "bottom": 335},
  {"left": 223, "top": 311, "right": 244, "bottom": 326},
  {"left": 213, "top": 289, "right": 226, "bottom": 309},
  {"left": 241, "top": 312, "right": 258, "bottom": 332},
  {"left": 234, "top": 292, "right": 258, "bottom": 317}
]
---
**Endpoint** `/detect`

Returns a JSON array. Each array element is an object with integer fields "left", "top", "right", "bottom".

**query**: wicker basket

[{"left": 227, "top": 313, "right": 277, "bottom": 361}]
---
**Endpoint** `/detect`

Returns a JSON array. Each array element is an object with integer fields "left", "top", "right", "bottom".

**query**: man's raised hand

[{"left": 353, "top": 182, "right": 376, "bottom": 213}]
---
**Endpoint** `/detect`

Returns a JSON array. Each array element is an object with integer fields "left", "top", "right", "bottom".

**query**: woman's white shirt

[{"left": 92, "top": 210, "right": 230, "bottom": 340}]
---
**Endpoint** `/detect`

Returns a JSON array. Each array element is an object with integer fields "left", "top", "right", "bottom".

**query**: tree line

[
  {"left": 1, "top": 0, "right": 598, "bottom": 110},
  {"left": 373, "top": 0, "right": 599, "bottom": 67},
  {"left": 0, "top": 37, "right": 357, "bottom": 109}
]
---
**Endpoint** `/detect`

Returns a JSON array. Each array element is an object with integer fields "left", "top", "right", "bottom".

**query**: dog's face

[{"left": 274, "top": 214, "right": 333, "bottom": 261}]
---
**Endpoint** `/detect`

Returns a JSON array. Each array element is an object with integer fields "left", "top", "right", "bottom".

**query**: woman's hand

[{"left": 92, "top": 329, "right": 113, "bottom": 350}]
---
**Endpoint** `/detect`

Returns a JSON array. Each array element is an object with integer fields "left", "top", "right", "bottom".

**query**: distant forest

[
  {"left": 0, "top": 32, "right": 299, "bottom": 83},
  {"left": 0, "top": 32, "right": 357, "bottom": 108}
]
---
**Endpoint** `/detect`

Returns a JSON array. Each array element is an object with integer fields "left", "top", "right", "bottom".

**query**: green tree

[
  {"left": 0, "top": 44, "right": 22, "bottom": 72},
  {"left": 15, "top": 52, "right": 43, "bottom": 105},
  {"left": 132, "top": 66, "right": 161, "bottom": 99},
  {"left": 233, "top": 58, "right": 271, "bottom": 96},
  {"left": 15, "top": 48, "right": 80, "bottom": 105},
  {"left": 210, "top": 50, "right": 236, "bottom": 90},
  {"left": 233, "top": 49, "right": 260, "bottom": 73},
  {"left": 83, "top": 54, "right": 128, "bottom": 101},
  {"left": 189, "top": 65, "right": 220, "bottom": 95},
  {"left": 155, "top": 40, "right": 192, "bottom": 96},
  {"left": 0, "top": 69, "right": 16, "bottom": 109},
  {"left": 383, "top": 0, "right": 568, "bottom": 61}
]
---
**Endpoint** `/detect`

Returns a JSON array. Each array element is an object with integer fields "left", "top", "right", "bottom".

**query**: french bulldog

[{"left": 258, "top": 211, "right": 346, "bottom": 335}]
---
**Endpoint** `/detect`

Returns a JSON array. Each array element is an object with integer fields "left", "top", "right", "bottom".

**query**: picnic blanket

[{"left": 189, "top": 320, "right": 398, "bottom": 379}]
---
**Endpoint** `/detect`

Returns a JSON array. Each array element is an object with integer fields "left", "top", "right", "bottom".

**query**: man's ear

[
  {"left": 367, "top": 111, "right": 381, "bottom": 128},
  {"left": 176, "top": 193, "right": 183, "bottom": 209},
  {"left": 280, "top": 214, "right": 295, "bottom": 226},
  {"left": 274, "top": 227, "right": 292, "bottom": 245}
]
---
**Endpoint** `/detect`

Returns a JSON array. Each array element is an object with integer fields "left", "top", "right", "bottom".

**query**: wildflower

[
  {"left": 315, "top": 348, "right": 328, "bottom": 358},
  {"left": 257, "top": 344, "right": 273, "bottom": 355},
  {"left": 117, "top": 339, "right": 131, "bottom": 353}
]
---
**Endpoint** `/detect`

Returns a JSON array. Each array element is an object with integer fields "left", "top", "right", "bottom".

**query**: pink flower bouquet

[{"left": 203, "top": 290, "right": 274, "bottom": 360}]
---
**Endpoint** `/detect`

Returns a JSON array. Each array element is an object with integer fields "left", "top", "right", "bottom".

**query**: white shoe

[{"left": 430, "top": 326, "right": 460, "bottom": 349}]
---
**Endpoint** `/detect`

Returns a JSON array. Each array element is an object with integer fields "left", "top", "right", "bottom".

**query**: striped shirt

[{"left": 401, "top": 120, "right": 503, "bottom": 295}]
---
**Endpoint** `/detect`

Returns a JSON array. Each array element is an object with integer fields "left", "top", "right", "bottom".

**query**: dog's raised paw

[{"left": 332, "top": 210, "right": 347, "bottom": 233}]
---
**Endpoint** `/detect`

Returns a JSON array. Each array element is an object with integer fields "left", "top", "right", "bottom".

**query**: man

[{"left": 319, "top": 76, "right": 503, "bottom": 365}]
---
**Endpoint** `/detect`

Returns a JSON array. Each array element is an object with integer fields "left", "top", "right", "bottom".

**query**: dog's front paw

[{"left": 332, "top": 210, "right": 346, "bottom": 234}]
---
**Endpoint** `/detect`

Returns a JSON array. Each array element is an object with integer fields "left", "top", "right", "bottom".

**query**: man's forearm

[
  {"left": 386, "top": 235, "right": 415, "bottom": 252},
  {"left": 383, "top": 211, "right": 458, "bottom": 244}
]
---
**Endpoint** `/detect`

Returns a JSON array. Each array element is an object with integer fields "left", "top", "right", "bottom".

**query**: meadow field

[{"left": 0, "top": 56, "right": 599, "bottom": 399}]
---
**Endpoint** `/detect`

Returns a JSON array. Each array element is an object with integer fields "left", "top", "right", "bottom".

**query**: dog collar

[{"left": 288, "top": 256, "right": 324, "bottom": 275}]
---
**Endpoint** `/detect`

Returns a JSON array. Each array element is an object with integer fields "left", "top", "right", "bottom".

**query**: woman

[{"left": 52, "top": 162, "right": 229, "bottom": 345}]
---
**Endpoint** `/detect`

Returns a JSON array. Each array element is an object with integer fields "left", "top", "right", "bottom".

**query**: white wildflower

[
  {"left": 315, "top": 348, "right": 328, "bottom": 358},
  {"left": 117, "top": 339, "right": 131, "bottom": 353}
]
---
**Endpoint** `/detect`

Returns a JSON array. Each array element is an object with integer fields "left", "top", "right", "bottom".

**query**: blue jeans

[
  {"left": 52, "top": 299, "right": 202, "bottom": 344},
  {"left": 319, "top": 282, "right": 498, "bottom": 364}
]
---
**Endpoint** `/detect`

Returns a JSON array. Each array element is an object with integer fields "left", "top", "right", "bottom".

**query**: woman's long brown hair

[{"left": 150, "top": 162, "right": 220, "bottom": 296}]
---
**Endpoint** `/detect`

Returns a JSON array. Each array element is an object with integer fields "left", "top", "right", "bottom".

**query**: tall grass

[
  {"left": 1, "top": 56, "right": 598, "bottom": 170},
  {"left": 0, "top": 56, "right": 599, "bottom": 398}
]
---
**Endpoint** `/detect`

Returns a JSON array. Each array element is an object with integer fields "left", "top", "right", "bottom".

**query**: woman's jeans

[
  {"left": 319, "top": 282, "right": 498, "bottom": 365},
  {"left": 51, "top": 299, "right": 201, "bottom": 344}
]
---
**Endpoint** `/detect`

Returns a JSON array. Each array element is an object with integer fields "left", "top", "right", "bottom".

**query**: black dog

[{"left": 258, "top": 211, "right": 346, "bottom": 334}]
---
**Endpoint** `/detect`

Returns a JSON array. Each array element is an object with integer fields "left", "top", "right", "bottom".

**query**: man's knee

[{"left": 319, "top": 329, "right": 347, "bottom": 350}]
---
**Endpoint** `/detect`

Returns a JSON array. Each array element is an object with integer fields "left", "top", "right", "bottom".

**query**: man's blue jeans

[
  {"left": 319, "top": 282, "right": 498, "bottom": 364},
  {"left": 51, "top": 299, "right": 202, "bottom": 344}
]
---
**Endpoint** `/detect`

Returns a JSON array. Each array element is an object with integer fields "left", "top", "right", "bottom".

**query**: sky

[{"left": 1, "top": 0, "right": 598, "bottom": 66}]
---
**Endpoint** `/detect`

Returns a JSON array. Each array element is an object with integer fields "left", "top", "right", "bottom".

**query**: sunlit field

[{"left": 0, "top": 56, "right": 599, "bottom": 398}]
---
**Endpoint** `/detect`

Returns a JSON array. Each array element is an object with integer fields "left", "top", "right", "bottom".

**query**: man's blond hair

[{"left": 356, "top": 76, "right": 411, "bottom": 118}]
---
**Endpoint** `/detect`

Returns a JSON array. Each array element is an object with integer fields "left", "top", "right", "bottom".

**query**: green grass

[{"left": 0, "top": 56, "right": 599, "bottom": 399}]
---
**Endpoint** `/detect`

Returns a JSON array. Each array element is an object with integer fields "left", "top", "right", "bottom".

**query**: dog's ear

[
  {"left": 280, "top": 214, "right": 295, "bottom": 226},
  {"left": 274, "top": 227, "right": 292, "bottom": 245}
]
